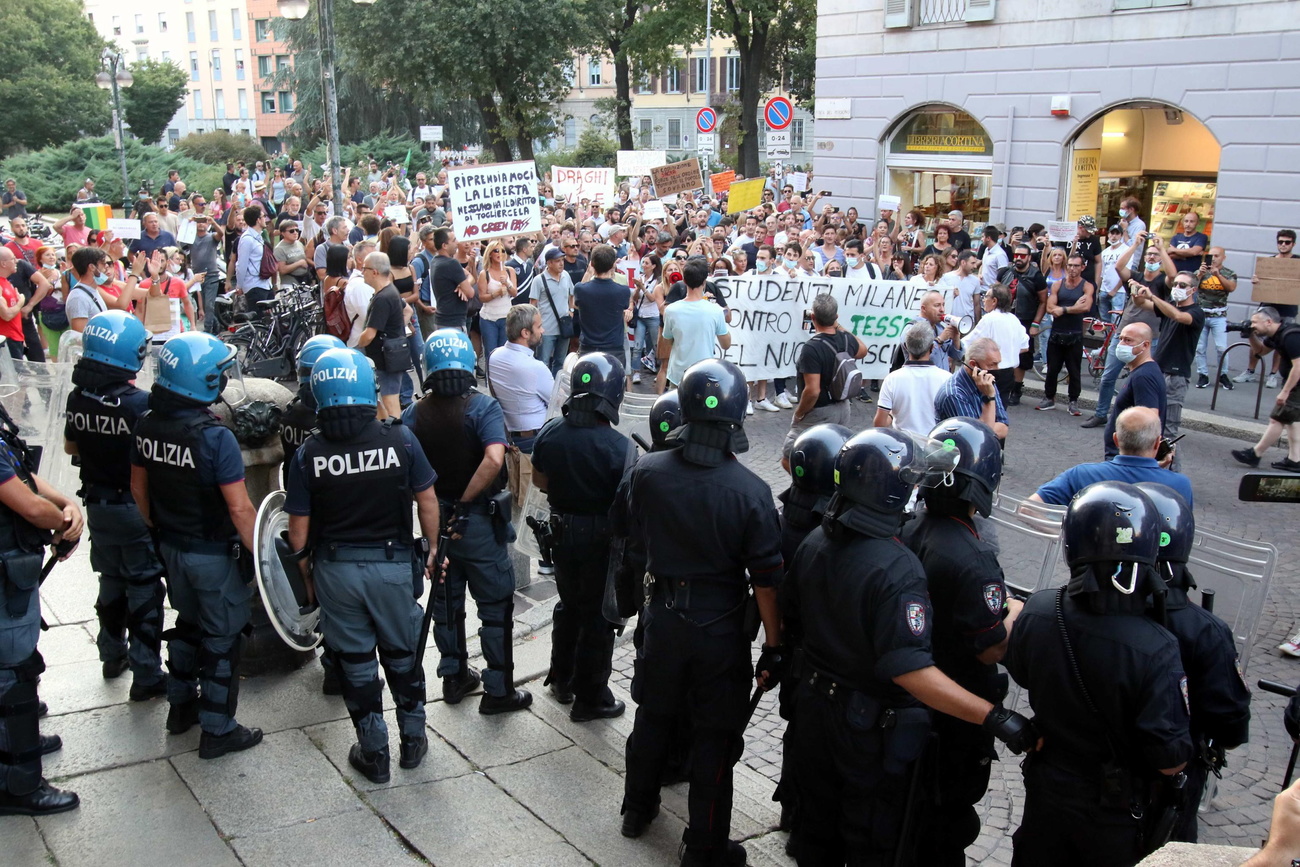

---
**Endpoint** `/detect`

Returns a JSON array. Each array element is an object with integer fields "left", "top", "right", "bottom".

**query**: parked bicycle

[{"left": 219, "top": 285, "right": 323, "bottom": 381}]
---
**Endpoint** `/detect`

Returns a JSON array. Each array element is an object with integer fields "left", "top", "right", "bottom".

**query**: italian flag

[{"left": 78, "top": 204, "right": 112, "bottom": 230}]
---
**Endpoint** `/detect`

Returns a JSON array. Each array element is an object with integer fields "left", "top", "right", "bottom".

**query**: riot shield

[
  {"left": 0, "top": 343, "right": 77, "bottom": 496},
  {"left": 253, "top": 490, "right": 322, "bottom": 651}
]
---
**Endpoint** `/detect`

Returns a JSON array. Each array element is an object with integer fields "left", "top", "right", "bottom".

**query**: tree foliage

[
  {"left": 535, "top": 126, "right": 618, "bottom": 177},
  {"left": 173, "top": 131, "right": 269, "bottom": 167},
  {"left": 0, "top": 0, "right": 110, "bottom": 158},
  {"left": 0, "top": 137, "right": 223, "bottom": 213},
  {"left": 122, "top": 59, "right": 189, "bottom": 145},
  {"left": 295, "top": 133, "right": 434, "bottom": 180}
]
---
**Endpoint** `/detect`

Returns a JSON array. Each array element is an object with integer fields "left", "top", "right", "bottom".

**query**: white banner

[
  {"left": 551, "top": 166, "right": 614, "bottom": 205},
  {"left": 712, "top": 274, "right": 928, "bottom": 380},
  {"left": 446, "top": 160, "right": 541, "bottom": 242},
  {"left": 1047, "top": 220, "right": 1076, "bottom": 243},
  {"left": 617, "top": 150, "right": 666, "bottom": 178},
  {"left": 107, "top": 218, "right": 141, "bottom": 240}
]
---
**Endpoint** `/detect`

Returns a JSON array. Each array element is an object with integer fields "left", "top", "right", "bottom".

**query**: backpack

[
  {"left": 816, "top": 332, "right": 862, "bottom": 402},
  {"left": 322, "top": 280, "right": 354, "bottom": 341},
  {"left": 257, "top": 238, "right": 278, "bottom": 281}
]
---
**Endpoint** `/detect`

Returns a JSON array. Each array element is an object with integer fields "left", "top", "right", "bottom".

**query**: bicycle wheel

[{"left": 222, "top": 326, "right": 268, "bottom": 368}]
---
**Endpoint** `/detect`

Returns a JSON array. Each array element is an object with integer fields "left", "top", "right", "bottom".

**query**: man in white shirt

[
  {"left": 874, "top": 321, "right": 954, "bottom": 436},
  {"left": 1119, "top": 195, "right": 1147, "bottom": 271},
  {"left": 969, "top": 284, "right": 1030, "bottom": 406},
  {"left": 943, "top": 250, "right": 982, "bottom": 320},
  {"left": 342, "top": 240, "right": 376, "bottom": 348},
  {"left": 487, "top": 304, "right": 554, "bottom": 453},
  {"left": 411, "top": 172, "right": 433, "bottom": 202},
  {"left": 979, "top": 226, "right": 1009, "bottom": 289}
]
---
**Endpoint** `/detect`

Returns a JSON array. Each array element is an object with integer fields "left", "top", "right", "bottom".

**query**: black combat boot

[{"left": 348, "top": 743, "right": 391, "bottom": 784}]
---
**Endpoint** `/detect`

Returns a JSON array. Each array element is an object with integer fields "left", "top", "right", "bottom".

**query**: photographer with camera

[{"left": 1231, "top": 306, "right": 1300, "bottom": 472}]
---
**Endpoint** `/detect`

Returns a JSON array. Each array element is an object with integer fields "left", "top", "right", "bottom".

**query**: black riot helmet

[
  {"left": 648, "top": 389, "right": 683, "bottom": 450},
  {"left": 923, "top": 418, "right": 1003, "bottom": 517},
  {"left": 1063, "top": 481, "right": 1161, "bottom": 569},
  {"left": 834, "top": 428, "right": 918, "bottom": 515},
  {"left": 790, "top": 424, "right": 854, "bottom": 498},
  {"left": 1135, "top": 483, "right": 1195, "bottom": 565},
  {"left": 669, "top": 358, "right": 750, "bottom": 466},
  {"left": 563, "top": 352, "right": 625, "bottom": 426}
]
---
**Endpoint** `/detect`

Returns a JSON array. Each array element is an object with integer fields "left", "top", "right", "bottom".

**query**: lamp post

[
  {"left": 95, "top": 51, "right": 134, "bottom": 217},
  {"left": 277, "top": 0, "right": 374, "bottom": 217}
]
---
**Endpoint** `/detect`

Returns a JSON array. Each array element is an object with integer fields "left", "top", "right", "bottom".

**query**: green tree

[
  {"left": 0, "top": 0, "right": 110, "bottom": 158},
  {"left": 173, "top": 131, "right": 269, "bottom": 167},
  {"left": 122, "top": 58, "right": 188, "bottom": 145}
]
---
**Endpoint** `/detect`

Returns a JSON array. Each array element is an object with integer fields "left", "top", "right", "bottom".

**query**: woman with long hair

[
  {"left": 476, "top": 239, "right": 517, "bottom": 370},
  {"left": 631, "top": 253, "right": 664, "bottom": 385},
  {"left": 909, "top": 252, "right": 945, "bottom": 288},
  {"left": 33, "top": 245, "right": 69, "bottom": 359}
]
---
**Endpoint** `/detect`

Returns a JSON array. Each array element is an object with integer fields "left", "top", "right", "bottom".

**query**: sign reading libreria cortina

[{"left": 710, "top": 274, "right": 930, "bottom": 380}]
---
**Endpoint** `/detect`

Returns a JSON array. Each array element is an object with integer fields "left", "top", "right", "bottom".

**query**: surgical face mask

[
  {"left": 1144, "top": 260, "right": 1160, "bottom": 272},
  {"left": 168, "top": 263, "right": 182, "bottom": 274},
  {"left": 1115, "top": 342, "right": 1139, "bottom": 364},
  {"left": 94, "top": 271, "right": 111, "bottom": 286},
  {"left": 845, "top": 256, "right": 860, "bottom": 268},
  {"left": 1171, "top": 287, "right": 1192, "bottom": 302},
  {"left": 1119, "top": 209, "right": 1129, "bottom": 219},
  {"left": 784, "top": 256, "right": 798, "bottom": 268},
  {"left": 755, "top": 260, "right": 769, "bottom": 272}
]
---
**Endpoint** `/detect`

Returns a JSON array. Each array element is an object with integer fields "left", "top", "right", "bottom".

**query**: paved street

[{"left": 4, "top": 378, "right": 1296, "bottom": 865}]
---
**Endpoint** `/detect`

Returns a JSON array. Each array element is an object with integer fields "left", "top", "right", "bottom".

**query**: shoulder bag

[{"left": 542, "top": 274, "right": 575, "bottom": 339}]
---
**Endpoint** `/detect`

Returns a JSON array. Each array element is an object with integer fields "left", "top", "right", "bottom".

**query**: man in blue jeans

[{"left": 531, "top": 248, "right": 574, "bottom": 376}]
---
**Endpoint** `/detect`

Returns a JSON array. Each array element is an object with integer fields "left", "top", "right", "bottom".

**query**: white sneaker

[
  {"left": 774, "top": 392, "right": 794, "bottom": 409},
  {"left": 1280, "top": 625, "right": 1300, "bottom": 658},
  {"left": 1234, "top": 370, "right": 1259, "bottom": 383},
  {"left": 1267, "top": 373, "right": 1281, "bottom": 388},
  {"left": 756, "top": 398, "right": 780, "bottom": 412},
  {"left": 632, "top": 372, "right": 641, "bottom": 385},
  {"left": 746, "top": 401, "right": 754, "bottom": 416}
]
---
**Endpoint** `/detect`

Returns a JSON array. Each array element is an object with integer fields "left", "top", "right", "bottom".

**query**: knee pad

[
  {"left": 163, "top": 619, "right": 202, "bottom": 679},
  {"left": 127, "top": 581, "right": 167, "bottom": 651},
  {"left": 95, "top": 594, "right": 129, "bottom": 635},
  {"left": 378, "top": 647, "right": 425, "bottom": 711},
  {"left": 0, "top": 678, "right": 42, "bottom": 792},
  {"left": 198, "top": 638, "right": 242, "bottom": 718},
  {"left": 340, "top": 674, "right": 385, "bottom": 727}
]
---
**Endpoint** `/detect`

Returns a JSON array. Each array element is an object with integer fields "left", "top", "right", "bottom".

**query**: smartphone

[{"left": 1202, "top": 253, "right": 1213, "bottom": 268}]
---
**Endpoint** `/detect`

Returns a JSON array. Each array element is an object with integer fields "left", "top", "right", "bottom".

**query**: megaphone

[{"left": 943, "top": 314, "right": 974, "bottom": 336}]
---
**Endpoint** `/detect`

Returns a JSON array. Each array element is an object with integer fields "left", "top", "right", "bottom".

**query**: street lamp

[
  {"left": 96, "top": 51, "right": 134, "bottom": 217},
  {"left": 278, "top": 0, "right": 375, "bottom": 217}
]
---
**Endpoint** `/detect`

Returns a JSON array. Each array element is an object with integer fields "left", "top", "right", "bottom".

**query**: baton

[
  {"left": 415, "top": 534, "right": 450, "bottom": 666},
  {"left": 1258, "top": 679, "right": 1300, "bottom": 788},
  {"left": 745, "top": 684, "right": 767, "bottom": 728},
  {"left": 631, "top": 432, "right": 652, "bottom": 453},
  {"left": 36, "top": 539, "right": 78, "bottom": 631}
]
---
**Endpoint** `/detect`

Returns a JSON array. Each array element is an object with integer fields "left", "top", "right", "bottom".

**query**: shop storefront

[{"left": 881, "top": 106, "right": 994, "bottom": 234}]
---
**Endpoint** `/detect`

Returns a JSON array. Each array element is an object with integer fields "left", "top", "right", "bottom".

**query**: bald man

[{"left": 1093, "top": 322, "right": 1166, "bottom": 459}]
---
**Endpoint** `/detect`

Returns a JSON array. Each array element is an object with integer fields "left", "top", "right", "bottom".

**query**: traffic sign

[
  {"left": 696, "top": 107, "right": 718, "bottom": 134},
  {"left": 419, "top": 125, "right": 444, "bottom": 143},
  {"left": 765, "top": 129, "right": 791, "bottom": 160},
  {"left": 764, "top": 96, "right": 793, "bottom": 131},
  {"left": 697, "top": 132, "right": 717, "bottom": 156}
]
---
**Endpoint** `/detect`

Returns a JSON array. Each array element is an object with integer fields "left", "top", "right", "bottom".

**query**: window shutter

[
  {"left": 711, "top": 57, "right": 719, "bottom": 98},
  {"left": 884, "top": 0, "right": 913, "bottom": 28},
  {"left": 660, "top": 71, "right": 668, "bottom": 92},
  {"left": 965, "top": 0, "right": 995, "bottom": 21},
  {"left": 689, "top": 57, "right": 698, "bottom": 94}
]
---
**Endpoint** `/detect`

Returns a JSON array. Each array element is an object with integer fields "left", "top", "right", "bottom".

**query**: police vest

[
  {"left": 410, "top": 393, "right": 497, "bottom": 502},
  {"left": 298, "top": 420, "right": 411, "bottom": 545},
  {"left": 134, "top": 410, "right": 236, "bottom": 542},
  {"left": 0, "top": 436, "right": 46, "bottom": 553},
  {"left": 66, "top": 383, "right": 143, "bottom": 493},
  {"left": 280, "top": 397, "right": 317, "bottom": 474}
]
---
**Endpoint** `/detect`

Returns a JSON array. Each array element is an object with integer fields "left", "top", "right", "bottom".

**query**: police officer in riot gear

[
  {"left": 532, "top": 352, "right": 633, "bottom": 721},
  {"left": 902, "top": 417, "right": 1021, "bottom": 866},
  {"left": 783, "top": 427, "right": 1037, "bottom": 866},
  {"left": 616, "top": 357, "right": 786, "bottom": 867},
  {"left": 1005, "top": 480, "right": 1193, "bottom": 866},
  {"left": 404, "top": 328, "right": 531, "bottom": 714},
  {"left": 63, "top": 311, "right": 168, "bottom": 699},
  {"left": 130, "top": 331, "right": 263, "bottom": 759},
  {"left": 279, "top": 333, "right": 346, "bottom": 695},
  {"left": 1136, "top": 482, "right": 1250, "bottom": 843},
  {"left": 285, "top": 348, "right": 440, "bottom": 783},
  {"left": 0, "top": 382, "right": 83, "bottom": 815},
  {"left": 647, "top": 388, "right": 683, "bottom": 451}
]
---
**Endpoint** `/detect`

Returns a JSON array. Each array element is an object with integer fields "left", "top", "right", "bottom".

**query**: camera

[{"left": 1225, "top": 320, "right": 1255, "bottom": 338}]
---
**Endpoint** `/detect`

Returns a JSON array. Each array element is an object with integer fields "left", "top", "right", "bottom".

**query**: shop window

[{"left": 882, "top": 106, "right": 994, "bottom": 232}]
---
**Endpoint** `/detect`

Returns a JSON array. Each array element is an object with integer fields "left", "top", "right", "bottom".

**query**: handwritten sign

[
  {"left": 552, "top": 166, "right": 614, "bottom": 205},
  {"left": 650, "top": 158, "right": 703, "bottom": 198},
  {"left": 1253, "top": 256, "right": 1300, "bottom": 306},
  {"left": 107, "top": 218, "right": 141, "bottom": 240},
  {"left": 617, "top": 150, "right": 666, "bottom": 178},
  {"left": 877, "top": 194, "right": 901, "bottom": 213},
  {"left": 787, "top": 172, "right": 808, "bottom": 195},
  {"left": 1047, "top": 221, "right": 1077, "bottom": 243},
  {"left": 642, "top": 200, "right": 667, "bottom": 221},
  {"left": 446, "top": 160, "right": 541, "bottom": 242},
  {"left": 710, "top": 170, "right": 736, "bottom": 195},
  {"left": 714, "top": 274, "right": 927, "bottom": 380},
  {"left": 175, "top": 218, "right": 197, "bottom": 245},
  {"left": 726, "top": 178, "right": 766, "bottom": 215}
]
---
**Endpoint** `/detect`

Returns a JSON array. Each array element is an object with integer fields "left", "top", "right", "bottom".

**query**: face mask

[
  {"left": 1171, "top": 287, "right": 1191, "bottom": 302},
  {"left": 1115, "top": 343, "right": 1139, "bottom": 364},
  {"left": 755, "top": 260, "right": 769, "bottom": 272},
  {"left": 1144, "top": 261, "right": 1160, "bottom": 272},
  {"left": 845, "top": 256, "right": 860, "bottom": 268},
  {"left": 784, "top": 257, "right": 798, "bottom": 268},
  {"left": 827, "top": 270, "right": 842, "bottom": 278},
  {"left": 1119, "top": 209, "right": 1129, "bottom": 219},
  {"left": 168, "top": 264, "right": 182, "bottom": 274},
  {"left": 95, "top": 271, "right": 111, "bottom": 285}
]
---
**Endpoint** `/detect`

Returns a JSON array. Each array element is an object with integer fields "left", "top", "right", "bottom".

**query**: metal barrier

[{"left": 1211, "top": 340, "right": 1268, "bottom": 419}]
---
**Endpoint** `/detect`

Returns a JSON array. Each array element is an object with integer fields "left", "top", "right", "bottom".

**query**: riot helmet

[
  {"left": 1063, "top": 481, "right": 1161, "bottom": 569},
  {"left": 829, "top": 428, "right": 959, "bottom": 538},
  {"left": 423, "top": 328, "right": 477, "bottom": 396},
  {"left": 296, "top": 334, "right": 346, "bottom": 384},
  {"left": 790, "top": 423, "right": 853, "bottom": 499},
  {"left": 669, "top": 358, "right": 749, "bottom": 467},
  {"left": 81, "top": 310, "right": 148, "bottom": 374},
  {"left": 154, "top": 332, "right": 241, "bottom": 405},
  {"left": 563, "top": 352, "right": 625, "bottom": 426},
  {"left": 923, "top": 417, "right": 1003, "bottom": 517},
  {"left": 648, "top": 389, "right": 683, "bottom": 450},
  {"left": 1135, "top": 483, "right": 1195, "bottom": 565},
  {"left": 310, "top": 348, "right": 378, "bottom": 410}
]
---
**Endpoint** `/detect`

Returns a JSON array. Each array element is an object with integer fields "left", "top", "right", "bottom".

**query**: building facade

[{"left": 815, "top": 0, "right": 1298, "bottom": 313}]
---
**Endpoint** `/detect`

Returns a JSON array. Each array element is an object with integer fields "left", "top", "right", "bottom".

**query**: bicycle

[
  {"left": 219, "top": 285, "right": 323, "bottom": 381},
  {"left": 1081, "top": 310, "right": 1122, "bottom": 383}
]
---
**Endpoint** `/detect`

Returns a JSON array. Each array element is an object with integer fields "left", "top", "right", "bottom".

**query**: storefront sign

[
  {"left": 714, "top": 274, "right": 927, "bottom": 380},
  {"left": 650, "top": 158, "right": 704, "bottom": 197},
  {"left": 1253, "top": 257, "right": 1300, "bottom": 306},
  {"left": 888, "top": 110, "right": 994, "bottom": 156},
  {"left": 446, "top": 160, "right": 541, "bottom": 241},
  {"left": 1067, "top": 149, "right": 1101, "bottom": 223}
]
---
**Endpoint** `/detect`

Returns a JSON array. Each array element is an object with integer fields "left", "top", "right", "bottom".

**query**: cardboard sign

[
  {"left": 617, "top": 150, "right": 666, "bottom": 178},
  {"left": 107, "top": 218, "right": 141, "bottom": 240},
  {"left": 726, "top": 178, "right": 766, "bottom": 215},
  {"left": 650, "top": 158, "right": 703, "bottom": 198},
  {"left": 877, "top": 194, "right": 901, "bottom": 214},
  {"left": 446, "top": 160, "right": 541, "bottom": 242},
  {"left": 715, "top": 274, "right": 927, "bottom": 379},
  {"left": 787, "top": 172, "right": 808, "bottom": 194},
  {"left": 552, "top": 166, "right": 614, "bottom": 205},
  {"left": 642, "top": 200, "right": 667, "bottom": 221},
  {"left": 710, "top": 170, "right": 736, "bottom": 195},
  {"left": 1047, "top": 221, "right": 1076, "bottom": 243},
  {"left": 1253, "top": 256, "right": 1300, "bottom": 305}
]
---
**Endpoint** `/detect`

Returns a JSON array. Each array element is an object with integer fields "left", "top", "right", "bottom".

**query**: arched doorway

[
  {"left": 1065, "top": 102, "right": 1221, "bottom": 245},
  {"left": 880, "top": 105, "right": 994, "bottom": 233}
]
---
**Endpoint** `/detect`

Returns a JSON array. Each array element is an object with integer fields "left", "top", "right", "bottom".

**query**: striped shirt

[{"left": 934, "top": 368, "right": 1008, "bottom": 428}]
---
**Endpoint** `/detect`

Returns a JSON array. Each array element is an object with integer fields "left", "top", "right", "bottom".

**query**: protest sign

[
  {"left": 552, "top": 166, "right": 614, "bottom": 205},
  {"left": 384, "top": 205, "right": 410, "bottom": 224},
  {"left": 446, "top": 160, "right": 541, "bottom": 242},
  {"left": 1253, "top": 256, "right": 1300, "bottom": 306},
  {"left": 786, "top": 172, "right": 808, "bottom": 195},
  {"left": 651, "top": 158, "right": 703, "bottom": 197},
  {"left": 726, "top": 178, "right": 766, "bottom": 214},
  {"left": 710, "top": 170, "right": 736, "bottom": 194},
  {"left": 1047, "top": 220, "right": 1076, "bottom": 243},
  {"left": 617, "top": 150, "right": 666, "bottom": 178},
  {"left": 107, "top": 218, "right": 141, "bottom": 240},
  {"left": 877, "top": 194, "right": 901, "bottom": 213},
  {"left": 714, "top": 274, "right": 926, "bottom": 380},
  {"left": 642, "top": 200, "right": 667, "bottom": 220},
  {"left": 78, "top": 204, "right": 112, "bottom": 230},
  {"left": 175, "top": 219, "right": 197, "bottom": 245}
]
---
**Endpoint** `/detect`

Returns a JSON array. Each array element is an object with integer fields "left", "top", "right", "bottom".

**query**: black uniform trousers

[
  {"left": 547, "top": 514, "right": 616, "bottom": 705},
  {"left": 913, "top": 713, "right": 996, "bottom": 866},
  {"left": 1012, "top": 755, "right": 1147, "bottom": 867},
  {"left": 623, "top": 594, "right": 751, "bottom": 850}
]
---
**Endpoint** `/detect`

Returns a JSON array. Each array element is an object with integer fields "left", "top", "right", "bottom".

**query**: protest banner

[
  {"left": 642, "top": 200, "right": 667, "bottom": 220},
  {"left": 727, "top": 178, "right": 766, "bottom": 214},
  {"left": 650, "top": 158, "right": 703, "bottom": 197},
  {"left": 710, "top": 170, "right": 736, "bottom": 195},
  {"left": 877, "top": 194, "right": 902, "bottom": 213},
  {"left": 552, "top": 166, "right": 614, "bottom": 205},
  {"left": 712, "top": 273, "right": 927, "bottom": 380},
  {"left": 786, "top": 172, "right": 808, "bottom": 195},
  {"left": 617, "top": 150, "right": 667, "bottom": 178},
  {"left": 446, "top": 160, "right": 541, "bottom": 242},
  {"left": 107, "top": 218, "right": 140, "bottom": 240},
  {"left": 384, "top": 205, "right": 410, "bottom": 224},
  {"left": 1253, "top": 256, "right": 1300, "bottom": 306},
  {"left": 1047, "top": 220, "right": 1076, "bottom": 243},
  {"left": 175, "top": 218, "right": 197, "bottom": 245}
]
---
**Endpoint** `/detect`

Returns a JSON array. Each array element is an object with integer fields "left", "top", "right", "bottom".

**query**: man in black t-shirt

[
  {"left": 573, "top": 244, "right": 631, "bottom": 358},
  {"left": 783, "top": 293, "right": 866, "bottom": 469},
  {"left": 948, "top": 210, "right": 972, "bottom": 252},
  {"left": 1130, "top": 271, "right": 1204, "bottom": 471},
  {"left": 429, "top": 227, "right": 473, "bottom": 329},
  {"left": 1232, "top": 307, "right": 1300, "bottom": 471},
  {"left": 996, "top": 243, "right": 1046, "bottom": 405},
  {"left": 354, "top": 251, "right": 410, "bottom": 419}
]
